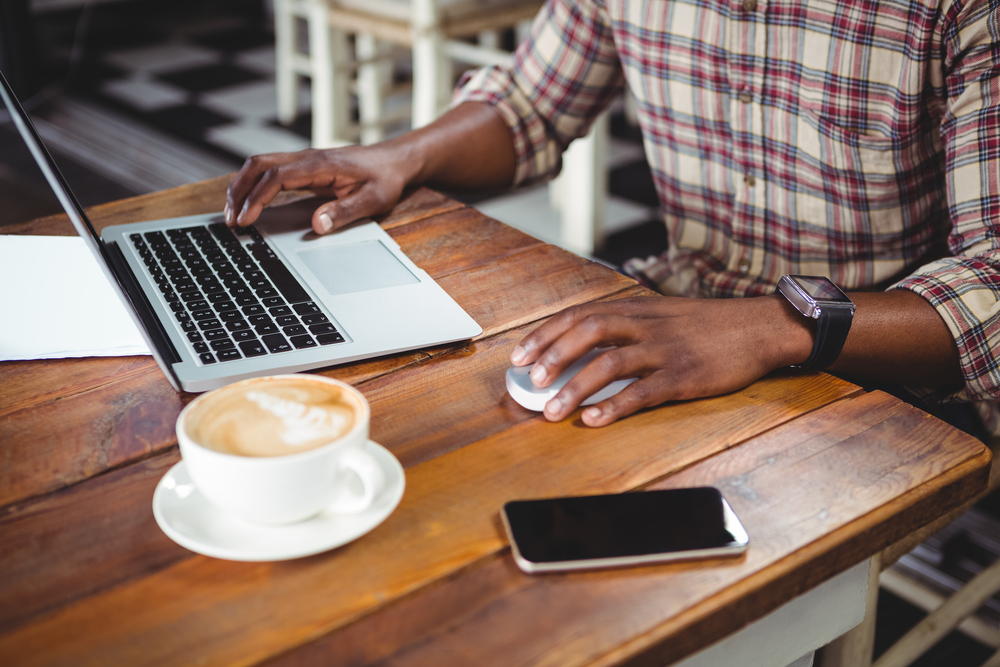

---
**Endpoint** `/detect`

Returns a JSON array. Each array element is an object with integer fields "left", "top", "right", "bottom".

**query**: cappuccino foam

[{"left": 186, "top": 378, "right": 359, "bottom": 457}]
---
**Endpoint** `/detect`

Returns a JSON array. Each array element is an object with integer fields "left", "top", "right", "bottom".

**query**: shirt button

[
  {"left": 739, "top": 261, "right": 751, "bottom": 273},
  {"left": 739, "top": 89, "right": 753, "bottom": 104},
  {"left": 742, "top": 0, "right": 757, "bottom": 10},
  {"left": 744, "top": 173, "right": 756, "bottom": 187}
]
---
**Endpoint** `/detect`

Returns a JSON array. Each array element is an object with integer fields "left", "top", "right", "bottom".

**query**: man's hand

[
  {"left": 510, "top": 296, "right": 814, "bottom": 427},
  {"left": 224, "top": 102, "right": 517, "bottom": 236},
  {"left": 225, "top": 145, "right": 410, "bottom": 235}
]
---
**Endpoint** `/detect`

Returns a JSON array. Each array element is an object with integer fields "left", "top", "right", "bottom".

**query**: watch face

[{"left": 793, "top": 276, "right": 851, "bottom": 303}]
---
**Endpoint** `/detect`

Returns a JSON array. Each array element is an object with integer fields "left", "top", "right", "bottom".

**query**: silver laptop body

[{"left": 1, "top": 71, "right": 481, "bottom": 392}]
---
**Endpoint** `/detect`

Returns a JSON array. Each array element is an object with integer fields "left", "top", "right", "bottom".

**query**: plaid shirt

[{"left": 454, "top": 0, "right": 1000, "bottom": 432}]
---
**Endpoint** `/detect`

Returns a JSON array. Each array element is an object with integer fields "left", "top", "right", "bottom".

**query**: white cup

[{"left": 176, "top": 374, "right": 385, "bottom": 525}]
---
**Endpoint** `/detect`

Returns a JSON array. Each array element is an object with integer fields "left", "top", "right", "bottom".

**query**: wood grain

[
  {"left": 0, "top": 374, "right": 864, "bottom": 666},
  {"left": 262, "top": 392, "right": 988, "bottom": 667}
]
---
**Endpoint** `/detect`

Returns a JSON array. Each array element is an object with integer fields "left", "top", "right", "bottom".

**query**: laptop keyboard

[{"left": 129, "top": 223, "right": 345, "bottom": 365}]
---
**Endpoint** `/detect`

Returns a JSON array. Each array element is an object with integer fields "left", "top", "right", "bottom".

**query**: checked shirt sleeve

[
  {"left": 893, "top": 0, "right": 1000, "bottom": 405},
  {"left": 451, "top": 0, "right": 625, "bottom": 187}
]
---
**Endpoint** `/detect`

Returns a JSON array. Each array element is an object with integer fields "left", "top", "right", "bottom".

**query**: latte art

[
  {"left": 186, "top": 377, "right": 360, "bottom": 457},
  {"left": 245, "top": 390, "right": 352, "bottom": 446}
]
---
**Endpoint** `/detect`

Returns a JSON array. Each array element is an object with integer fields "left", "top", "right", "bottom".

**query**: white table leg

[{"left": 670, "top": 559, "right": 872, "bottom": 667}]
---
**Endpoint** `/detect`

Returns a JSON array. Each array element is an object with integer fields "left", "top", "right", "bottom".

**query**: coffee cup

[{"left": 176, "top": 374, "right": 385, "bottom": 525}]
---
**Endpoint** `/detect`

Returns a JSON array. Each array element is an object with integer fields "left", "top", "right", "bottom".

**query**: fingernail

[
  {"left": 237, "top": 202, "right": 247, "bottom": 225},
  {"left": 223, "top": 202, "right": 231, "bottom": 223},
  {"left": 318, "top": 213, "right": 333, "bottom": 233},
  {"left": 583, "top": 406, "right": 602, "bottom": 422},
  {"left": 545, "top": 397, "right": 562, "bottom": 418},
  {"left": 530, "top": 364, "right": 547, "bottom": 385},
  {"left": 511, "top": 345, "right": 525, "bottom": 364}
]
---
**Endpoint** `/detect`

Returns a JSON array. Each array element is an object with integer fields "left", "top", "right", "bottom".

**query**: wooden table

[{"left": 0, "top": 179, "right": 991, "bottom": 667}]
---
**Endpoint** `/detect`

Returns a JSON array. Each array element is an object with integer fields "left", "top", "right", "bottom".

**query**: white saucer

[
  {"left": 506, "top": 348, "right": 637, "bottom": 412},
  {"left": 152, "top": 441, "right": 405, "bottom": 562}
]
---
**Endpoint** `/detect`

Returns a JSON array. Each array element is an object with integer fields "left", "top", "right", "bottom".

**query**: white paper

[{"left": 0, "top": 235, "right": 150, "bottom": 360}]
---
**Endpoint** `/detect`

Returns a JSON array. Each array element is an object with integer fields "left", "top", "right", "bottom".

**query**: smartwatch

[{"left": 775, "top": 275, "right": 856, "bottom": 370}]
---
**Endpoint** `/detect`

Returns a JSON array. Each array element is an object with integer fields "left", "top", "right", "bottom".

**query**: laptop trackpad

[{"left": 296, "top": 240, "right": 419, "bottom": 296}]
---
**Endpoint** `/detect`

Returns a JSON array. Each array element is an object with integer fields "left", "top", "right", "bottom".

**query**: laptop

[{"left": 0, "top": 71, "right": 482, "bottom": 392}]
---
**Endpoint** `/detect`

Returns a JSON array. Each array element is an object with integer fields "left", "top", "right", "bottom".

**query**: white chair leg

[
  {"left": 411, "top": 0, "right": 445, "bottom": 129},
  {"left": 274, "top": 0, "right": 299, "bottom": 126},
  {"left": 558, "top": 112, "right": 609, "bottom": 256},
  {"left": 478, "top": 29, "right": 500, "bottom": 50},
  {"left": 874, "top": 555, "right": 1000, "bottom": 667},
  {"left": 308, "top": 0, "right": 350, "bottom": 148},
  {"left": 356, "top": 32, "right": 385, "bottom": 145}
]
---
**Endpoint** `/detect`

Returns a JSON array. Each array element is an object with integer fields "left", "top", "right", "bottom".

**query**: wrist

[{"left": 754, "top": 295, "right": 817, "bottom": 369}]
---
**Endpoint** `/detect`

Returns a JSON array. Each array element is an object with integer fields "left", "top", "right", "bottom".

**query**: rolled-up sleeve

[
  {"left": 451, "top": 0, "right": 625, "bottom": 187},
  {"left": 893, "top": 0, "right": 1000, "bottom": 404}
]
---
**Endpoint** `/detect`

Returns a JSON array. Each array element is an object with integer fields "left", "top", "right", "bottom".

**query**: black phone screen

[{"left": 503, "top": 487, "right": 746, "bottom": 564}]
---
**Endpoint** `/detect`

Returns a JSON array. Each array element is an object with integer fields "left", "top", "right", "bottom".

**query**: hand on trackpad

[{"left": 505, "top": 348, "right": 637, "bottom": 412}]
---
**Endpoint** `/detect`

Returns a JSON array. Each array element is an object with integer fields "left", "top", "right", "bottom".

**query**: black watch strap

[{"left": 802, "top": 306, "right": 854, "bottom": 369}]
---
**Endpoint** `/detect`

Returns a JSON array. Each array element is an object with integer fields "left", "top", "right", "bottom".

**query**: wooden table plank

[
  {"left": 264, "top": 392, "right": 989, "bottom": 667},
  {"left": 0, "top": 373, "right": 864, "bottom": 666}
]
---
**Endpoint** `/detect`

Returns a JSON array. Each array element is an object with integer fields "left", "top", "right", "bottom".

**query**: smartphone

[{"left": 501, "top": 487, "right": 749, "bottom": 573}]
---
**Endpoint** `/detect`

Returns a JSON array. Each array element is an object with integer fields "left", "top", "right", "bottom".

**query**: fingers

[
  {"left": 541, "top": 345, "right": 661, "bottom": 424},
  {"left": 229, "top": 153, "right": 330, "bottom": 228},
  {"left": 310, "top": 183, "right": 389, "bottom": 235},
  {"left": 514, "top": 306, "right": 635, "bottom": 389}
]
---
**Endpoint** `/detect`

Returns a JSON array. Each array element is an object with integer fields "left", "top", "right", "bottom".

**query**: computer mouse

[{"left": 505, "top": 348, "right": 637, "bottom": 412}]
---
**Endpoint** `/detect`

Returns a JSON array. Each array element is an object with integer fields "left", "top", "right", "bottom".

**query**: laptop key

[
  {"left": 198, "top": 319, "right": 223, "bottom": 330},
  {"left": 217, "top": 349, "right": 242, "bottom": 362},
  {"left": 232, "top": 329, "right": 257, "bottom": 342},
  {"left": 219, "top": 311, "right": 243, "bottom": 322},
  {"left": 276, "top": 315, "right": 298, "bottom": 327},
  {"left": 169, "top": 301, "right": 186, "bottom": 313},
  {"left": 257, "top": 256, "right": 310, "bottom": 303},
  {"left": 262, "top": 333, "right": 293, "bottom": 353},
  {"left": 255, "top": 287, "right": 279, "bottom": 299},
  {"left": 199, "top": 352, "right": 217, "bottom": 364},
  {"left": 247, "top": 313, "right": 272, "bottom": 326},
  {"left": 174, "top": 281, "right": 198, "bottom": 293},
  {"left": 239, "top": 340, "right": 268, "bottom": 357},
  {"left": 180, "top": 290, "right": 204, "bottom": 302},
  {"left": 293, "top": 302, "right": 321, "bottom": 315},
  {"left": 187, "top": 300, "right": 209, "bottom": 311},
  {"left": 262, "top": 296, "right": 284, "bottom": 307},
  {"left": 181, "top": 320, "right": 196, "bottom": 332},
  {"left": 290, "top": 334, "right": 317, "bottom": 349},
  {"left": 242, "top": 304, "right": 265, "bottom": 316},
  {"left": 204, "top": 329, "right": 229, "bottom": 341},
  {"left": 309, "top": 323, "right": 337, "bottom": 335},
  {"left": 255, "top": 322, "right": 279, "bottom": 335},
  {"left": 210, "top": 339, "right": 236, "bottom": 351},
  {"left": 316, "top": 332, "right": 345, "bottom": 345},
  {"left": 207, "top": 292, "right": 231, "bottom": 303},
  {"left": 215, "top": 300, "right": 238, "bottom": 313},
  {"left": 236, "top": 294, "right": 258, "bottom": 306},
  {"left": 192, "top": 310, "right": 215, "bottom": 320},
  {"left": 187, "top": 331, "right": 203, "bottom": 342},
  {"left": 302, "top": 313, "right": 329, "bottom": 325},
  {"left": 283, "top": 324, "right": 307, "bottom": 337},
  {"left": 269, "top": 305, "right": 293, "bottom": 316},
  {"left": 193, "top": 341, "right": 209, "bottom": 353},
  {"left": 227, "top": 320, "right": 251, "bottom": 332}
]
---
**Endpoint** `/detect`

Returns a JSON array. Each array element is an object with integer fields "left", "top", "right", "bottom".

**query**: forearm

[
  {"left": 387, "top": 101, "right": 517, "bottom": 192},
  {"left": 766, "top": 289, "right": 962, "bottom": 386}
]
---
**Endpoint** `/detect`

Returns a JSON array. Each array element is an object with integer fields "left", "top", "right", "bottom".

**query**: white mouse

[{"left": 505, "top": 348, "right": 637, "bottom": 412}]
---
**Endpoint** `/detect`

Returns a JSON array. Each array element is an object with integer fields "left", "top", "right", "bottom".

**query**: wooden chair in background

[{"left": 274, "top": 0, "right": 541, "bottom": 147}]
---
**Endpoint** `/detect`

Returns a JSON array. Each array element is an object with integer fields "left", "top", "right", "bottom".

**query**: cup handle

[{"left": 328, "top": 447, "right": 386, "bottom": 514}]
